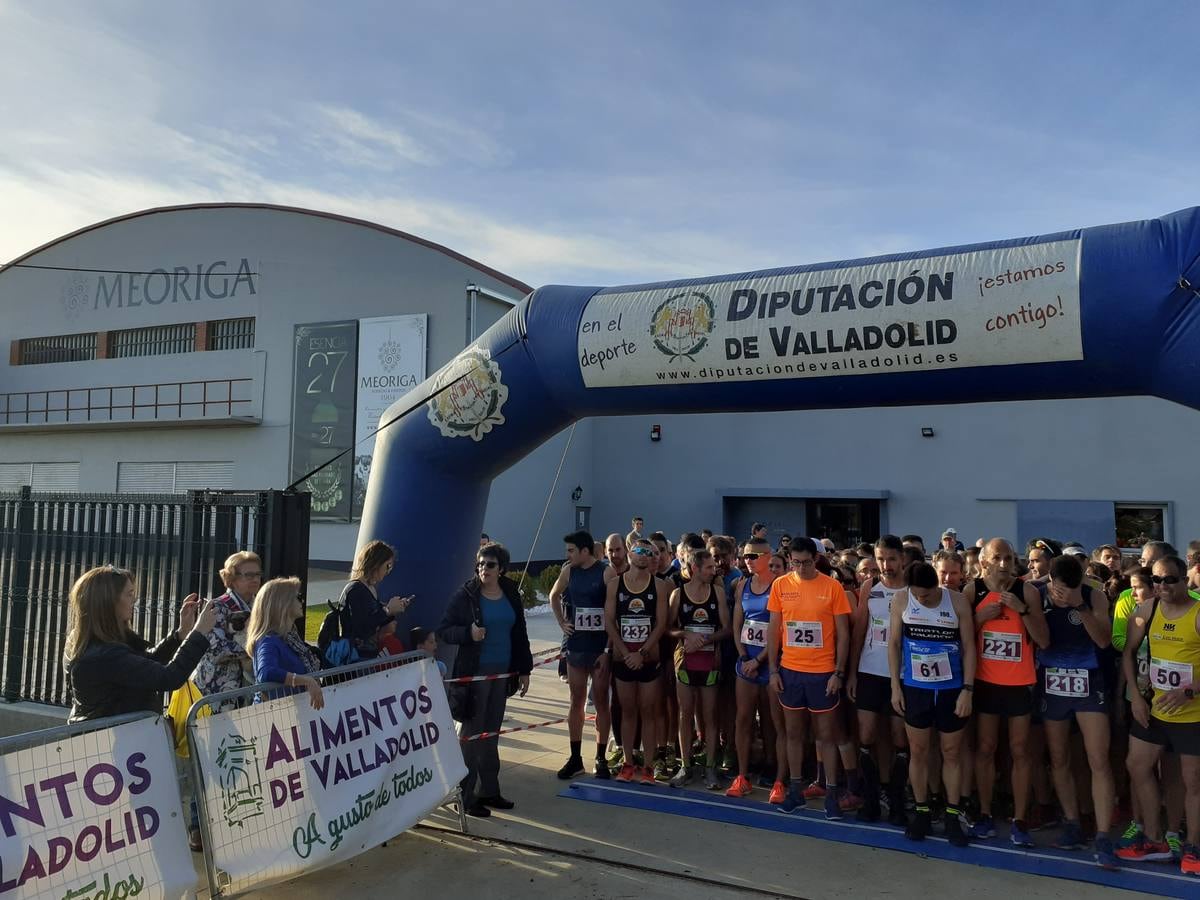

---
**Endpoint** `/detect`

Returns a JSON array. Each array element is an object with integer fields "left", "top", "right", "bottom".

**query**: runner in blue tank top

[
  {"left": 726, "top": 537, "right": 786, "bottom": 800},
  {"left": 1038, "top": 554, "right": 1118, "bottom": 866},
  {"left": 888, "top": 561, "right": 976, "bottom": 846},
  {"left": 550, "top": 530, "right": 613, "bottom": 780}
]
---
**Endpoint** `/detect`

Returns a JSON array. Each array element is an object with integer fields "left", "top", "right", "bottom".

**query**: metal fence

[
  {"left": 185, "top": 652, "right": 467, "bottom": 897},
  {"left": 0, "top": 487, "right": 311, "bottom": 705}
]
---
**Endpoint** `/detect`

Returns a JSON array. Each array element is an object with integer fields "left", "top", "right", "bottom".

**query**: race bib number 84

[{"left": 742, "top": 623, "right": 767, "bottom": 647}]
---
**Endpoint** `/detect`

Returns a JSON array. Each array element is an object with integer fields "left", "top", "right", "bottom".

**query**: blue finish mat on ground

[{"left": 560, "top": 780, "right": 1196, "bottom": 898}]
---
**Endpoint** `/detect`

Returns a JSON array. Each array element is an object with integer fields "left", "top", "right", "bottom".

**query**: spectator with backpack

[{"left": 336, "top": 540, "right": 414, "bottom": 661}]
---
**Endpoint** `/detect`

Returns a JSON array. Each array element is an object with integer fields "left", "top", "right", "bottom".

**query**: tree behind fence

[{"left": 0, "top": 487, "right": 310, "bottom": 706}]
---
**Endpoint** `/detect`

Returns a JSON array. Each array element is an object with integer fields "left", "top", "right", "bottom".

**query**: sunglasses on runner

[
  {"left": 741, "top": 552, "right": 765, "bottom": 561},
  {"left": 476, "top": 560, "right": 499, "bottom": 570},
  {"left": 1151, "top": 575, "right": 1182, "bottom": 585},
  {"left": 631, "top": 547, "right": 656, "bottom": 556},
  {"left": 790, "top": 558, "right": 816, "bottom": 567}
]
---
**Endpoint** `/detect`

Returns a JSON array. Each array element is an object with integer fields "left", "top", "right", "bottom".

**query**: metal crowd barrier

[
  {"left": 185, "top": 651, "right": 467, "bottom": 898},
  {"left": 0, "top": 709, "right": 163, "bottom": 754}
]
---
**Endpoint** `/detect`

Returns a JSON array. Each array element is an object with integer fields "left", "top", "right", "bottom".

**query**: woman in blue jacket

[{"left": 247, "top": 577, "right": 324, "bottom": 709}]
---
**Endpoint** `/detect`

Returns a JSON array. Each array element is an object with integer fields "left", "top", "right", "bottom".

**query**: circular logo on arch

[
  {"left": 426, "top": 348, "right": 508, "bottom": 441},
  {"left": 649, "top": 291, "right": 715, "bottom": 361}
]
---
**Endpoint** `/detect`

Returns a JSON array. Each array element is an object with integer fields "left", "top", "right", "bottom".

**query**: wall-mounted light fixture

[
  {"left": 571, "top": 486, "right": 583, "bottom": 502},
  {"left": 920, "top": 427, "right": 935, "bottom": 438},
  {"left": 650, "top": 424, "right": 662, "bottom": 442}
]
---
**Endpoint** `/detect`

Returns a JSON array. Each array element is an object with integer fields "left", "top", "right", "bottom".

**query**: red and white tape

[
  {"left": 460, "top": 714, "right": 594, "bottom": 743},
  {"left": 442, "top": 650, "right": 563, "bottom": 684}
]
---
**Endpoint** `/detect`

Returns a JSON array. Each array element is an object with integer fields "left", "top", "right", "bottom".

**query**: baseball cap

[
  {"left": 942, "top": 528, "right": 957, "bottom": 538},
  {"left": 1063, "top": 546, "right": 1088, "bottom": 558}
]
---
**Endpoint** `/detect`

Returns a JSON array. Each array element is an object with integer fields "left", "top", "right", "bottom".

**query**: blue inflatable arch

[{"left": 360, "top": 207, "right": 1200, "bottom": 630}]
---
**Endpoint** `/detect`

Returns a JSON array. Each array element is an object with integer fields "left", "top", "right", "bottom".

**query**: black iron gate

[{"left": 0, "top": 487, "right": 310, "bottom": 705}]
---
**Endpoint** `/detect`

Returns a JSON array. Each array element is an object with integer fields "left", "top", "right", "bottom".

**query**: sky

[{"left": 0, "top": 0, "right": 1195, "bottom": 288}]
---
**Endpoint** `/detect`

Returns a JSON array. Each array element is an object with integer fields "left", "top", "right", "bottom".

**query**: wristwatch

[
  {"left": 1186, "top": 688, "right": 1196, "bottom": 700},
  {"left": 962, "top": 684, "right": 975, "bottom": 693}
]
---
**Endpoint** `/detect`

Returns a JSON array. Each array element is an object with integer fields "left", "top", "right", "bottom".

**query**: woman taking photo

[
  {"left": 64, "top": 565, "right": 217, "bottom": 722},
  {"left": 247, "top": 576, "right": 324, "bottom": 709},
  {"left": 438, "top": 542, "right": 532, "bottom": 818},
  {"left": 342, "top": 540, "right": 415, "bottom": 659}
]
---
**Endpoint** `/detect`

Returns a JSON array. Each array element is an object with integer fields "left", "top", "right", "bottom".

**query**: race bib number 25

[{"left": 785, "top": 621, "right": 823, "bottom": 649}]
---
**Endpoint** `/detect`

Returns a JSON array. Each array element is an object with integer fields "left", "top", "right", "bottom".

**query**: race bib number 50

[
  {"left": 1150, "top": 657, "right": 1193, "bottom": 691},
  {"left": 785, "top": 621, "right": 823, "bottom": 649}
]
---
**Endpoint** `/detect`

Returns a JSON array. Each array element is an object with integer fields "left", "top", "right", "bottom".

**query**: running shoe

[
  {"left": 1181, "top": 843, "right": 1200, "bottom": 876},
  {"left": 593, "top": 759, "right": 610, "bottom": 780},
  {"left": 905, "top": 809, "right": 930, "bottom": 841},
  {"left": 838, "top": 790, "right": 864, "bottom": 813},
  {"left": 802, "top": 781, "right": 827, "bottom": 801},
  {"left": 606, "top": 746, "right": 625, "bottom": 770},
  {"left": 1052, "top": 821, "right": 1086, "bottom": 851},
  {"left": 778, "top": 787, "right": 804, "bottom": 814},
  {"left": 669, "top": 766, "right": 693, "bottom": 788},
  {"left": 704, "top": 766, "right": 720, "bottom": 790},
  {"left": 1115, "top": 836, "right": 1173, "bottom": 862},
  {"left": 614, "top": 762, "right": 636, "bottom": 783},
  {"left": 1010, "top": 820, "right": 1035, "bottom": 849},
  {"left": 556, "top": 756, "right": 584, "bottom": 780},
  {"left": 768, "top": 781, "right": 787, "bottom": 805},
  {"left": 663, "top": 746, "right": 679, "bottom": 774},
  {"left": 824, "top": 788, "right": 844, "bottom": 821},
  {"left": 1167, "top": 831, "right": 1184, "bottom": 862},
  {"left": 639, "top": 766, "right": 656, "bottom": 786},
  {"left": 971, "top": 815, "right": 996, "bottom": 839},
  {"left": 1117, "top": 820, "right": 1143, "bottom": 849},
  {"left": 1028, "top": 802, "right": 1062, "bottom": 832},
  {"left": 726, "top": 775, "right": 753, "bottom": 798},
  {"left": 652, "top": 759, "right": 669, "bottom": 782},
  {"left": 944, "top": 809, "right": 969, "bottom": 847},
  {"left": 1094, "top": 835, "right": 1120, "bottom": 871},
  {"left": 720, "top": 748, "right": 737, "bottom": 772}
]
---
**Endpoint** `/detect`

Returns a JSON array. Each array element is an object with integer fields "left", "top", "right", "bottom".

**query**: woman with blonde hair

[
  {"left": 247, "top": 577, "right": 324, "bottom": 709},
  {"left": 64, "top": 565, "right": 217, "bottom": 722},
  {"left": 340, "top": 540, "right": 414, "bottom": 659}
]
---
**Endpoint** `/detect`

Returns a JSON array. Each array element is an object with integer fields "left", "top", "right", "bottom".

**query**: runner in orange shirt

[{"left": 768, "top": 541, "right": 852, "bottom": 818}]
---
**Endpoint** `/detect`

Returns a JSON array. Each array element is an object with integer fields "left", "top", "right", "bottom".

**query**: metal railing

[
  {"left": 185, "top": 652, "right": 467, "bottom": 897},
  {"left": 0, "top": 487, "right": 311, "bottom": 705},
  {"left": 0, "top": 709, "right": 153, "bottom": 753},
  {"left": 0, "top": 377, "right": 256, "bottom": 426}
]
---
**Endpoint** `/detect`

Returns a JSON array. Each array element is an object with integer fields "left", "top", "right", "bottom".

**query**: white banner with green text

[{"left": 190, "top": 658, "right": 465, "bottom": 894}]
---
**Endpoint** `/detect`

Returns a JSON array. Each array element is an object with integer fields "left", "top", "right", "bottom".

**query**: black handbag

[{"left": 448, "top": 681, "right": 474, "bottom": 722}]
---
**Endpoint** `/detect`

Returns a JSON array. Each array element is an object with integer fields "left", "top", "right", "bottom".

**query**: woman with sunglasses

[
  {"left": 438, "top": 542, "right": 532, "bottom": 818},
  {"left": 726, "top": 538, "right": 787, "bottom": 802}
]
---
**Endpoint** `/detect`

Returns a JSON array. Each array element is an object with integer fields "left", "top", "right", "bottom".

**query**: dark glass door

[{"left": 806, "top": 500, "right": 880, "bottom": 549}]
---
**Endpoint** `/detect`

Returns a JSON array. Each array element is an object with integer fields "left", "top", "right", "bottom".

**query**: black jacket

[
  {"left": 65, "top": 629, "right": 210, "bottom": 723},
  {"left": 438, "top": 577, "right": 533, "bottom": 679}
]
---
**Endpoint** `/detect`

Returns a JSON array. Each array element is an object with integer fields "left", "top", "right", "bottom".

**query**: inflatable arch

[{"left": 360, "top": 207, "right": 1200, "bottom": 630}]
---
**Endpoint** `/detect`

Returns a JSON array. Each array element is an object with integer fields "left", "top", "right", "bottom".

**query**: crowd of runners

[{"left": 545, "top": 521, "right": 1200, "bottom": 876}]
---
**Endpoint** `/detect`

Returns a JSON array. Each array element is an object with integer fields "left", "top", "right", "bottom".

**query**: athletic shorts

[
  {"left": 1130, "top": 716, "right": 1200, "bottom": 756},
  {"left": 902, "top": 685, "right": 967, "bottom": 733},
  {"left": 735, "top": 656, "right": 770, "bottom": 686},
  {"left": 1038, "top": 667, "right": 1107, "bottom": 721},
  {"left": 974, "top": 681, "right": 1034, "bottom": 718},
  {"left": 677, "top": 668, "right": 719, "bottom": 687},
  {"left": 854, "top": 671, "right": 897, "bottom": 716},
  {"left": 566, "top": 649, "right": 605, "bottom": 671},
  {"left": 778, "top": 668, "right": 839, "bottom": 713},
  {"left": 613, "top": 659, "right": 661, "bottom": 683}
]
